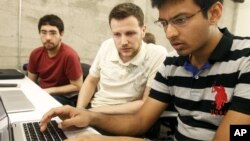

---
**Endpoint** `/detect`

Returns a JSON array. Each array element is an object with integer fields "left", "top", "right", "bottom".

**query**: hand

[
  {"left": 44, "top": 87, "right": 54, "bottom": 94},
  {"left": 39, "top": 105, "right": 91, "bottom": 132}
]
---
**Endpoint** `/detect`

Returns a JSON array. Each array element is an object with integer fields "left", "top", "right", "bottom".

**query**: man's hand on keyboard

[{"left": 39, "top": 105, "right": 91, "bottom": 132}]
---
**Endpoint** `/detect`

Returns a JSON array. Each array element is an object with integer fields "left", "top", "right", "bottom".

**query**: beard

[{"left": 44, "top": 42, "right": 59, "bottom": 51}]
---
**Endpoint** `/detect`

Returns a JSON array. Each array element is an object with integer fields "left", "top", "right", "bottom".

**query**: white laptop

[
  {"left": 0, "top": 97, "right": 100, "bottom": 141},
  {"left": 0, "top": 90, "right": 35, "bottom": 113}
]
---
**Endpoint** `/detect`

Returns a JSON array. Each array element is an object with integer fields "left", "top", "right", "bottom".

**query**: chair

[
  {"left": 23, "top": 63, "right": 28, "bottom": 71},
  {"left": 69, "top": 63, "right": 91, "bottom": 106},
  {"left": 22, "top": 63, "right": 28, "bottom": 75},
  {"left": 159, "top": 106, "right": 178, "bottom": 140},
  {"left": 81, "top": 63, "right": 91, "bottom": 81},
  {"left": 145, "top": 103, "right": 178, "bottom": 141}
]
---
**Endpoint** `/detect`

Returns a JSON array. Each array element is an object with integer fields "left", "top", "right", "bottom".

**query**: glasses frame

[{"left": 154, "top": 9, "right": 203, "bottom": 29}]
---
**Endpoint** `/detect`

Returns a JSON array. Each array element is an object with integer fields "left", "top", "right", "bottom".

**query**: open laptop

[
  {"left": 0, "top": 97, "right": 13, "bottom": 141},
  {"left": 0, "top": 90, "right": 35, "bottom": 113},
  {"left": 0, "top": 69, "right": 25, "bottom": 80},
  {"left": 0, "top": 97, "right": 100, "bottom": 141}
]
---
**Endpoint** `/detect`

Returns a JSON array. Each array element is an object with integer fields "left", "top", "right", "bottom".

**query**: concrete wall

[
  {"left": 235, "top": 0, "right": 250, "bottom": 36},
  {"left": 0, "top": 0, "right": 239, "bottom": 70}
]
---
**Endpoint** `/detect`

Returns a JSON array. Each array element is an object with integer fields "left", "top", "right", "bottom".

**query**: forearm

[
  {"left": 70, "top": 134, "right": 146, "bottom": 141},
  {"left": 100, "top": 136, "right": 145, "bottom": 141},
  {"left": 89, "top": 100, "right": 144, "bottom": 114},
  {"left": 27, "top": 71, "right": 38, "bottom": 83},
  {"left": 46, "top": 77, "right": 83, "bottom": 95},
  {"left": 76, "top": 75, "right": 99, "bottom": 108},
  {"left": 45, "top": 84, "right": 79, "bottom": 95},
  {"left": 89, "top": 112, "right": 145, "bottom": 136},
  {"left": 213, "top": 110, "right": 250, "bottom": 141},
  {"left": 76, "top": 84, "right": 96, "bottom": 108}
]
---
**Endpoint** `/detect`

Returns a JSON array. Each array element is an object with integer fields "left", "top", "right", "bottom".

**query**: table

[
  {"left": 0, "top": 77, "right": 99, "bottom": 137},
  {"left": 0, "top": 77, "right": 61, "bottom": 122}
]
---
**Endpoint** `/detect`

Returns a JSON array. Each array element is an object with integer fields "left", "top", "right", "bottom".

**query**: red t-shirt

[{"left": 28, "top": 43, "right": 82, "bottom": 88}]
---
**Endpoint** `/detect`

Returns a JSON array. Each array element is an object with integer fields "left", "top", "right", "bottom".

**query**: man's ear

[
  {"left": 208, "top": 2, "right": 223, "bottom": 25},
  {"left": 142, "top": 25, "right": 147, "bottom": 38},
  {"left": 60, "top": 31, "right": 64, "bottom": 36}
]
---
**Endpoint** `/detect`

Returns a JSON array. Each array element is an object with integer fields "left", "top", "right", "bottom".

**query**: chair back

[{"left": 81, "top": 63, "right": 91, "bottom": 81}]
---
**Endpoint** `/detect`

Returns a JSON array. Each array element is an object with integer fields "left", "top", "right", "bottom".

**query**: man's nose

[
  {"left": 121, "top": 35, "right": 128, "bottom": 45},
  {"left": 44, "top": 34, "right": 53, "bottom": 40},
  {"left": 165, "top": 24, "right": 179, "bottom": 40}
]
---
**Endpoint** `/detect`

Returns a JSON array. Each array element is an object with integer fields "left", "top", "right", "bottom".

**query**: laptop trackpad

[{"left": 0, "top": 90, "right": 35, "bottom": 113}]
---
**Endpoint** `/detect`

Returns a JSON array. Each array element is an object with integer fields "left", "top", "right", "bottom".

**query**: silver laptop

[
  {"left": 0, "top": 97, "right": 13, "bottom": 141},
  {"left": 0, "top": 97, "right": 100, "bottom": 141},
  {"left": 0, "top": 90, "right": 35, "bottom": 113}
]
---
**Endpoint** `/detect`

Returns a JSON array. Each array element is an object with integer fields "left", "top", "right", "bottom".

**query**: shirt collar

[
  {"left": 208, "top": 28, "right": 234, "bottom": 63},
  {"left": 110, "top": 41, "right": 146, "bottom": 66}
]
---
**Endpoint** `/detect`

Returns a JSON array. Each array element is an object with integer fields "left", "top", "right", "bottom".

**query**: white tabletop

[
  {"left": 0, "top": 77, "right": 62, "bottom": 123},
  {"left": 0, "top": 77, "right": 100, "bottom": 136}
]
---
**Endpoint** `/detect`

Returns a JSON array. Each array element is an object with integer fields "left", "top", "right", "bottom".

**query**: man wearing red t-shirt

[{"left": 28, "top": 14, "right": 83, "bottom": 106}]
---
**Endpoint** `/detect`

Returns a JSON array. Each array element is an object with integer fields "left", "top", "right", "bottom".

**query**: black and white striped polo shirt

[{"left": 150, "top": 28, "right": 250, "bottom": 140}]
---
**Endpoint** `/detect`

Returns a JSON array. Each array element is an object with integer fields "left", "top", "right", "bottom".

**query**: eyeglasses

[
  {"left": 40, "top": 30, "right": 58, "bottom": 37},
  {"left": 154, "top": 9, "right": 203, "bottom": 29}
]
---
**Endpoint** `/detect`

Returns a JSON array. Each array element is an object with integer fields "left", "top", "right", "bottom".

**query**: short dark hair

[
  {"left": 143, "top": 32, "right": 156, "bottom": 44},
  {"left": 109, "top": 3, "right": 144, "bottom": 27},
  {"left": 151, "top": 0, "right": 224, "bottom": 18},
  {"left": 38, "top": 14, "right": 64, "bottom": 34}
]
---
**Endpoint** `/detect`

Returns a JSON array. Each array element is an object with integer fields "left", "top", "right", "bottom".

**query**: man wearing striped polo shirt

[
  {"left": 39, "top": 0, "right": 250, "bottom": 141},
  {"left": 148, "top": 0, "right": 250, "bottom": 140}
]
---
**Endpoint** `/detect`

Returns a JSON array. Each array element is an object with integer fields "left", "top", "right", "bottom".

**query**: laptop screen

[{"left": 0, "top": 97, "right": 11, "bottom": 141}]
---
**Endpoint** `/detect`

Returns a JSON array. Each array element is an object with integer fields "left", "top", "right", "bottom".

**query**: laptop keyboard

[{"left": 23, "top": 120, "right": 67, "bottom": 141}]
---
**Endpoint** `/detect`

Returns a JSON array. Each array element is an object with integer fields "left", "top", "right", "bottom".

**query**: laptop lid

[
  {"left": 0, "top": 90, "right": 35, "bottom": 113},
  {"left": 0, "top": 97, "right": 11, "bottom": 141},
  {"left": 0, "top": 69, "right": 25, "bottom": 80}
]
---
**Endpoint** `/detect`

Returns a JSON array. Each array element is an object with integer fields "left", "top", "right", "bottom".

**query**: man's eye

[
  {"left": 41, "top": 31, "right": 47, "bottom": 34},
  {"left": 173, "top": 16, "right": 187, "bottom": 24},
  {"left": 126, "top": 32, "right": 135, "bottom": 36},
  {"left": 113, "top": 33, "right": 120, "bottom": 37},
  {"left": 161, "top": 21, "right": 168, "bottom": 27},
  {"left": 50, "top": 32, "right": 57, "bottom": 35}
]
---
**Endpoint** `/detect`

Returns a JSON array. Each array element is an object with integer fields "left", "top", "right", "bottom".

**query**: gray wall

[
  {"left": 235, "top": 0, "right": 250, "bottom": 36},
  {"left": 0, "top": 0, "right": 238, "bottom": 70}
]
